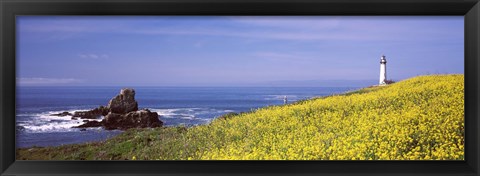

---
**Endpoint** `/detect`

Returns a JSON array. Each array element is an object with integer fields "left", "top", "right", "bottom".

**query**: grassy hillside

[{"left": 17, "top": 74, "right": 464, "bottom": 160}]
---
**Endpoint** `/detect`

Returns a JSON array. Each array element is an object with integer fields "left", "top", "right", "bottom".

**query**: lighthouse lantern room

[{"left": 379, "top": 55, "right": 387, "bottom": 85}]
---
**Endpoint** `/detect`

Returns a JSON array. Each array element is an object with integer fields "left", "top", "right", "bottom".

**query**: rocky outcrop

[
  {"left": 67, "top": 88, "right": 163, "bottom": 130},
  {"left": 50, "top": 111, "right": 73, "bottom": 117},
  {"left": 103, "top": 109, "right": 163, "bottom": 130},
  {"left": 72, "top": 106, "right": 109, "bottom": 120},
  {"left": 72, "top": 121, "right": 103, "bottom": 128},
  {"left": 107, "top": 89, "right": 138, "bottom": 114}
]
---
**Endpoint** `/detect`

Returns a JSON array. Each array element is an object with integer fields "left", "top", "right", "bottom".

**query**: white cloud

[
  {"left": 19, "top": 16, "right": 462, "bottom": 43},
  {"left": 194, "top": 41, "right": 205, "bottom": 48},
  {"left": 229, "top": 16, "right": 341, "bottom": 30},
  {"left": 252, "top": 52, "right": 318, "bottom": 63},
  {"left": 16, "top": 17, "right": 364, "bottom": 41},
  {"left": 254, "top": 52, "right": 298, "bottom": 60},
  {"left": 17, "top": 77, "right": 83, "bottom": 85},
  {"left": 126, "top": 23, "right": 406, "bottom": 42},
  {"left": 79, "top": 53, "right": 109, "bottom": 59}
]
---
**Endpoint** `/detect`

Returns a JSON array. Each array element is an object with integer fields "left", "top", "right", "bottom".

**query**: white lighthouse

[{"left": 379, "top": 55, "right": 387, "bottom": 85}]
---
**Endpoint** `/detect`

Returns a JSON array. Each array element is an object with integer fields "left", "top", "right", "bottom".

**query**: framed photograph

[{"left": 1, "top": 0, "right": 479, "bottom": 175}]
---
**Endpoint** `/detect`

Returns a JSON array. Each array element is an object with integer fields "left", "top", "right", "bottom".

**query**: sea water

[{"left": 16, "top": 86, "right": 357, "bottom": 148}]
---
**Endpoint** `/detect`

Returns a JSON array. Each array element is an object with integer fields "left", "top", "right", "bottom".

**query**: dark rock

[
  {"left": 50, "top": 111, "right": 73, "bottom": 117},
  {"left": 16, "top": 125, "right": 26, "bottom": 131},
  {"left": 69, "top": 88, "right": 163, "bottom": 130},
  {"left": 384, "top": 79, "right": 396, "bottom": 84},
  {"left": 72, "top": 106, "right": 109, "bottom": 119},
  {"left": 103, "top": 109, "right": 162, "bottom": 130},
  {"left": 107, "top": 88, "right": 138, "bottom": 114},
  {"left": 218, "top": 112, "right": 238, "bottom": 120},
  {"left": 73, "top": 121, "right": 103, "bottom": 128},
  {"left": 80, "top": 129, "right": 87, "bottom": 131},
  {"left": 49, "top": 119, "right": 64, "bottom": 123}
]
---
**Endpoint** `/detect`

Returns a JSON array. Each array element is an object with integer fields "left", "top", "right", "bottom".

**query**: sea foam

[{"left": 17, "top": 109, "right": 103, "bottom": 133}]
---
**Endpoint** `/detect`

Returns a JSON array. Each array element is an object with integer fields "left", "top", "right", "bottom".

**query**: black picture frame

[{"left": 1, "top": 0, "right": 479, "bottom": 175}]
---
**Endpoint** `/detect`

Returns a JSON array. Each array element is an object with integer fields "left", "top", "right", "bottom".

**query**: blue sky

[{"left": 17, "top": 16, "right": 464, "bottom": 87}]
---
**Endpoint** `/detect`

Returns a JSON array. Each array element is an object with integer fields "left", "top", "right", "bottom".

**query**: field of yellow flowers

[
  {"left": 17, "top": 74, "right": 464, "bottom": 160},
  {"left": 186, "top": 74, "right": 464, "bottom": 160}
]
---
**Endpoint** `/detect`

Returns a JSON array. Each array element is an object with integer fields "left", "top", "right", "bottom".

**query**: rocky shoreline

[{"left": 50, "top": 88, "right": 163, "bottom": 130}]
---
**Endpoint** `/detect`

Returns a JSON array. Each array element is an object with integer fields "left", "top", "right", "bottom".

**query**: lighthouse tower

[{"left": 379, "top": 55, "right": 387, "bottom": 85}]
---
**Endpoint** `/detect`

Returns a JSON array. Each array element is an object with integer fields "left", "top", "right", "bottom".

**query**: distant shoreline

[
  {"left": 17, "top": 86, "right": 363, "bottom": 149},
  {"left": 16, "top": 87, "right": 356, "bottom": 148}
]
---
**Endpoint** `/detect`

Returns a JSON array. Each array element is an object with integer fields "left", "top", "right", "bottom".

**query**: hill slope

[{"left": 17, "top": 74, "right": 464, "bottom": 160}]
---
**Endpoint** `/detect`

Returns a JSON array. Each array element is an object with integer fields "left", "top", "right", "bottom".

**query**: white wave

[
  {"left": 28, "top": 109, "right": 91, "bottom": 120},
  {"left": 150, "top": 108, "right": 234, "bottom": 120},
  {"left": 22, "top": 121, "right": 83, "bottom": 133},
  {"left": 17, "top": 109, "right": 103, "bottom": 133},
  {"left": 152, "top": 108, "right": 181, "bottom": 116},
  {"left": 264, "top": 95, "right": 306, "bottom": 101},
  {"left": 18, "top": 108, "right": 232, "bottom": 133},
  {"left": 151, "top": 108, "right": 198, "bottom": 120}
]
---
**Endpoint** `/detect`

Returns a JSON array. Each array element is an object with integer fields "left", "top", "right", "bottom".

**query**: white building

[{"left": 379, "top": 55, "right": 387, "bottom": 85}]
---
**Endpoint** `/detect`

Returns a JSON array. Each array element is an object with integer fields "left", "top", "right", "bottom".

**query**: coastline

[
  {"left": 17, "top": 75, "right": 465, "bottom": 160},
  {"left": 17, "top": 87, "right": 356, "bottom": 148},
  {"left": 16, "top": 86, "right": 369, "bottom": 150}
]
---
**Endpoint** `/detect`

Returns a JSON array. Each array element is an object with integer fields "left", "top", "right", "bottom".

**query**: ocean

[{"left": 16, "top": 86, "right": 358, "bottom": 148}]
